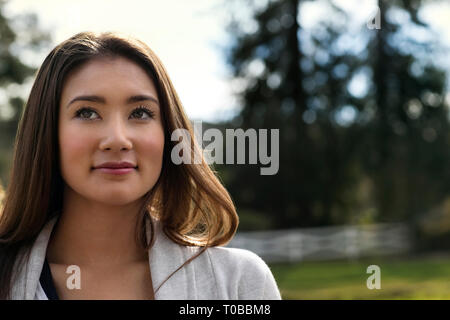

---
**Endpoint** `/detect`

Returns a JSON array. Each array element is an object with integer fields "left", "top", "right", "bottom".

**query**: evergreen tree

[
  {"left": 0, "top": 0, "right": 50, "bottom": 186},
  {"left": 223, "top": 0, "right": 449, "bottom": 229},
  {"left": 361, "top": 0, "right": 450, "bottom": 223}
]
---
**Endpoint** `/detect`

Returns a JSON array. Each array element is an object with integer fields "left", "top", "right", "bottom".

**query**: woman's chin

[{"left": 88, "top": 192, "right": 141, "bottom": 206}]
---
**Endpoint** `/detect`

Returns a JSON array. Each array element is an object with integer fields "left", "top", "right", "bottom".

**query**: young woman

[{"left": 0, "top": 32, "right": 281, "bottom": 300}]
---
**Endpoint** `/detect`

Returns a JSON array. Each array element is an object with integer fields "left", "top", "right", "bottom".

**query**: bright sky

[{"left": 3, "top": 0, "right": 450, "bottom": 122}]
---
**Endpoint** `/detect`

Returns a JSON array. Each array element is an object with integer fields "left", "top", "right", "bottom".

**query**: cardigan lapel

[
  {"left": 146, "top": 217, "right": 192, "bottom": 299},
  {"left": 11, "top": 216, "right": 59, "bottom": 300},
  {"left": 146, "top": 217, "right": 219, "bottom": 299}
]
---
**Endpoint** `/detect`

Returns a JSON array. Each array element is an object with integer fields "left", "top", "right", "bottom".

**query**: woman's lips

[{"left": 94, "top": 167, "right": 137, "bottom": 175}]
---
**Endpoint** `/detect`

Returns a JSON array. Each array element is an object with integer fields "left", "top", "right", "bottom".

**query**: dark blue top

[{"left": 39, "top": 258, "right": 60, "bottom": 300}]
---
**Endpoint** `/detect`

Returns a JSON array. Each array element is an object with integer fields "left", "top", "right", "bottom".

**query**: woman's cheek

[
  {"left": 138, "top": 132, "right": 165, "bottom": 178},
  {"left": 141, "top": 130, "right": 164, "bottom": 157},
  {"left": 60, "top": 127, "right": 94, "bottom": 171}
]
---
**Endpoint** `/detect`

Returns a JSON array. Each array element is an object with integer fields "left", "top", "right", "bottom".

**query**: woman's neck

[{"left": 46, "top": 190, "right": 148, "bottom": 268}]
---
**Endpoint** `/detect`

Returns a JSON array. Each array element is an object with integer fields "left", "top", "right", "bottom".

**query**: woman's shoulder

[
  {"left": 206, "top": 246, "right": 269, "bottom": 271},
  {"left": 154, "top": 222, "right": 281, "bottom": 299},
  {"left": 204, "top": 246, "right": 282, "bottom": 299},
  {"left": 205, "top": 246, "right": 273, "bottom": 282}
]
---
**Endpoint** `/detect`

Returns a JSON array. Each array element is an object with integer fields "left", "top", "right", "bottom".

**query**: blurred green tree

[
  {"left": 0, "top": 0, "right": 50, "bottom": 187},
  {"left": 360, "top": 0, "right": 450, "bottom": 225},
  {"left": 221, "top": 0, "right": 449, "bottom": 229}
]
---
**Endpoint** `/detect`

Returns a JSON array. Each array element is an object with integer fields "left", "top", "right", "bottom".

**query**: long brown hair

[{"left": 0, "top": 32, "right": 238, "bottom": 299}]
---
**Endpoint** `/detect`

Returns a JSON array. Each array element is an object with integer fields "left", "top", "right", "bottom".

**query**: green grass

[{"left": 269, "top": 254, "right": 450, "bottom": 299}]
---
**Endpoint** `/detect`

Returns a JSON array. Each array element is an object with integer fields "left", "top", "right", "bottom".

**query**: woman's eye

[
  {"left": 75, "top": 108, "right": 98, "bottom": 120},
  {"left": 131, "top": 106, "right": 155, "bottom": 120},
  {"left": 74, "top": 106, "right": 154, "bottom": 121}
]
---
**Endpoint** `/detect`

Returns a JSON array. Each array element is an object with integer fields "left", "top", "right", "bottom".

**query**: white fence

[{"left": 226, "top": 223, "right": 413, "bottom": 263}]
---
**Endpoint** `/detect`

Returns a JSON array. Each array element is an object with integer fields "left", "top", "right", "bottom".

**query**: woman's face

[{"left": 58, "top": 57, "right": 165, "bottom": 206}]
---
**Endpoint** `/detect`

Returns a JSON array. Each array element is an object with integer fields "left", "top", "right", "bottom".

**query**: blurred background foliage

[
  {"left": 0, "top": 0, "right": 50, "bottom": 191},
  {"left": 209, "top": 0, "right": 450, "bottom": 254}
]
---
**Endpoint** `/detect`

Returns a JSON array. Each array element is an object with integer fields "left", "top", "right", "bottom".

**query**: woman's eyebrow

[
  {"left": 126, "top": 95, "right": 159, "bottom": 105},
  {"left": 66, "top": 94, "right": 159, "bottom": 109},
  {"left": 66, "top": 95, "right": 105, "bottom": 108}
]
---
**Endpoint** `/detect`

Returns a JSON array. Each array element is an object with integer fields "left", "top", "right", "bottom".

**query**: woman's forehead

[{"left": 61, "top": 56, "right": 158, "bottom": 103}]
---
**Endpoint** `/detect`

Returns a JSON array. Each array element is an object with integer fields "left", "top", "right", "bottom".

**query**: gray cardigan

[{"left": 10, "top": 216, "right": 282, "bottom": 300}]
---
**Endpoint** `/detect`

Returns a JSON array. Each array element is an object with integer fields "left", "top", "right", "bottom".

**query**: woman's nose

[{"left": 98, "top": 116, "right": 133, "bottom": 151}]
